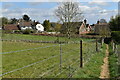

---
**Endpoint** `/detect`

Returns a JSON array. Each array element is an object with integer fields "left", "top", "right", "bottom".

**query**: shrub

[
  {"left": 14, "top": 30, "right": 22, "bottom": 34},
  {"left": 104, "top": 37, "right": 112, "bottom": 44},
  {"left": 86, "top": 33, "right": 98, "bottom": 35},
  {"left": 22, "top": 29, "right": 31, "bottom": 34},
  {"left": 111, "top": 31, "right": 120, "bottom": 44}
]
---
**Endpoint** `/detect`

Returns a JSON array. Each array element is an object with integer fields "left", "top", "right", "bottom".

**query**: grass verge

[
  {"left": 108, "top": 44, "right": 120, "bottom": 78},
  {"left": 73, "top": 44, "right": 106, "bottom": 78}
]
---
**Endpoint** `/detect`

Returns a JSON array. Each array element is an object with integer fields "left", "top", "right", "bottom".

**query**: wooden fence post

[
  {"left": 80, "top": 40, "right": 83, "bottom": 68},
  {"left": 113, "top": 41, "right": 115, "bottom": 52},
  {"left": 69, "top": 65, "right": 71, "bottom": 77},
  {"left": 59, "top": 43, "right": 62, "bottom": 72},
  {"left": 96, "top": 38, "right": 98, "bottom": 52}
]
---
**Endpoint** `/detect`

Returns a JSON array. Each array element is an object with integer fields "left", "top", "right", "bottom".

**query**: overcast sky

[{"left": 0, "top": 0, "right": 119, "bottom": 24}]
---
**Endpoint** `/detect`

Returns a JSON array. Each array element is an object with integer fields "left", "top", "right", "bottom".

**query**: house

[
  {"left": 18, "top": 20, "right": 44, "bottom": 32},
  {"left": 94, "top": 19, "right": 111, "bottom": 35},
  {"left": 36, "top": 24, "right": 44, "bottom": 32},
  {"left": 17, "top": 21, "right": 34, "bottom": 30},
  {"left": 3, "top": 24, "right": 19, "bottom": 31},
  {"left": 79, "top": 19, "right": 93, "bottom": 34}
]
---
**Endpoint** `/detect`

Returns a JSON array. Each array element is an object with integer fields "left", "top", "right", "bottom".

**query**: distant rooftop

[{"left": 99, "top": 19, "right": 107, "bottom": 23}]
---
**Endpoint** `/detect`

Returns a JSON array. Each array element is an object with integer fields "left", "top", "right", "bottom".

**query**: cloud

[
  {"left": 1, "top": 0, "right": 118, "bottom": 2},
  {"left": 1, "top": 0, "right": 79, "bottom": 2},
  {"left": 99, "top": 9, "right": 118, "bottom": 13},
  {"left": 89, "top": 1, "right": 108, "bottom": 6},
  {"left": 79, "top": 5, "right": 102, "bottom": 14},
  {"left": 87, "top": 9, "right": 118, "bottom": 24},
  {"left": 1, "top": 7, "right": 57, "bottom": 22},
  {"left": 78, "top": 3, "right": 118, "bottom": 24},
  {"left": 27, "top": 2, "right": 42, "bottom": 6},
  {"left": 1, "top": 2, "right": 118, "bottom": 24},
  {"left": 112, "top": 0, "right": 120, "bottom": 2}
]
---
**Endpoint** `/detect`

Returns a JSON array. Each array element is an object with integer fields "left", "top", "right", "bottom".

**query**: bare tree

[{"left": 55, "top": 2, "right": 83, "bottom": 39}]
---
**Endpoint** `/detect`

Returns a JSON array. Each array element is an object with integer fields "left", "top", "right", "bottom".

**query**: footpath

[{"left": 99, "top": 44, "right": 110, "bottom": 78}]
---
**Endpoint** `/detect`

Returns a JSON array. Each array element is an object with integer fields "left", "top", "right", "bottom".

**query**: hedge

[{"left": 111, "top": 31, "right": 120, "bottom": 44}]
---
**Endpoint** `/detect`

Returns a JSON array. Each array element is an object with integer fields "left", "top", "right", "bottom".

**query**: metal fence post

[{"left": 80, "top": 40, "right": 83, "bottom": 68}]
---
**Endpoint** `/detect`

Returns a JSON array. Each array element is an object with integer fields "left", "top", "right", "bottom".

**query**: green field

[
  {"left": 1, "top": 34, "right": 106, "bottom": 78},
  {"left": 1, "top": 33, "right": 94, "bottom": 42}
]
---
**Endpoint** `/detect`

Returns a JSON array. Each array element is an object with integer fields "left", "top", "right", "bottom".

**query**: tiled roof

[
  {"left": 18, "top": 21, "right": 33, "bottom": 27},
  {"left": 4, "top": 24, "right": 19, "bottom": 30}
]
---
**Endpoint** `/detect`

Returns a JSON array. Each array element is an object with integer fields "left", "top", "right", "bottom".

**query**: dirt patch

[{"left": 99, "top": 44, "right": 110, "bottom": 78}]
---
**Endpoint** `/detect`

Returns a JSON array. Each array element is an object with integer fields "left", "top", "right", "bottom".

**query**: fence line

[
  {"left": 55, "top": 45, "right": 95, "bottom": 77},
  {"left": 83, "top": 50, "right": 96, "bottom": 63},
  {"left": 2, "top": 39, "right": 67, "bottom": 44},
  {"left": 40, "top": 52, "right": 80, "bottom": 78},
  {"left": 39, "top": 54, "right": 78, "bottom": 77},
  {"left": 67, "top": 51, "right": 96, "bottom": 78},
  {"left": 1, "top": 45, "right": 59, "bottom": 54},
  {"left": 0, "top": 55, "right": 59, "bottom": 77},
  {"left": 2, "top": 42, "right": 73, "bottom": 55},
  {"left": 1, "top": 46, "right": 80, "bottom": 77},
  {"left": 2, "top": 40, "right": 96, "bottom": 55},
  {"left": 2, "top": 39, "right": 101, "bottom": 78},
  {"left": 55, "top": 59, "right": 80, "bottom": 77},
  {"left": 69, "top": 51, "right": 97, "bottom": 78},
  {"left": 65, "top": 40, "right": 96, "bottom": 44},
  {"left": 35, "top": 47, "right": 81, "bottom": 77}
]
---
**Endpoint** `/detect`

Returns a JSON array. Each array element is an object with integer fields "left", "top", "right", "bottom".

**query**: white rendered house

[{"left": 36, "top": 24, "right": 44, "bottom": 32}]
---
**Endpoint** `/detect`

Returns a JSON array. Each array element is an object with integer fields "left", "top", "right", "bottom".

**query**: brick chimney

[
  {"left": 84, "top": 19, "right": 87, "bottom": 24},
  {"left": 97, "top": 20, "right": 100, "bottom": 24}
]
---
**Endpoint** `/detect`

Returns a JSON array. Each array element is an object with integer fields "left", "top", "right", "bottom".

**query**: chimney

[
  {"left": 97, "top": 20, "right": 100, "bottom": 24},
  {"left": 84, "top": 19, "right": 87, "bottom": 24}
]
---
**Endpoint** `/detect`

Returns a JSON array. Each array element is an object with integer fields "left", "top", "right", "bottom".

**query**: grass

[
  {"left": 1, "top": 33, "right": 95, "bottom": 42},
  {"left": 2, "top": 41, "right": 55, "bottom": 53},
  {"left": 2, "top": 41, "right": 105, "bottom": 78},
  {"left": 1, "top": 33, "right": 106, "bottom": 78},
  {"left": 73, "top": 44, "right": 106, "bottom": 78},
  {"left": 2, "top": 41, "right": 80, "bottom": 78},
  {"left": 108, "top": 44, "right": 120, "bottom": 78}
]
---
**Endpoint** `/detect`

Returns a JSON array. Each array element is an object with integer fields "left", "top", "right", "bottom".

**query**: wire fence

[
  {"left": 1, "top": 39, "right": 101, "bottom": 78},
  {"left": 115, "top": 44, "right": 120, "bottom": 77}
]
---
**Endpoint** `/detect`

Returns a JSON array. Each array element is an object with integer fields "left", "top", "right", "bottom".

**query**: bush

[
  {"left": 86, "top": 33, "right": 98, "bottom": 35},
  {"left": 111, "top": 31, "right": 120, "bottom": 44},
  {"left": 22, "top": 29, "right": 32, "bottom": 34},
  {"left": 104, "top": 37, "right": 112, "bottom": 44},
  {"left": 14, "top": 30, "right": 22, "bottom": 34}
]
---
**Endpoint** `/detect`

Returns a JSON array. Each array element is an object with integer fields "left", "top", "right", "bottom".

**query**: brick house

[{"left": 79, "top": 19, "right": 93, "bottom": 35}]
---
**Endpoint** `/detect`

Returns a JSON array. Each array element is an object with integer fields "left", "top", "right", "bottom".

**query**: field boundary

[
  {"left": 2, "top": 38, "right": 102, "bottom": 78},
  {"left": 1, "top": 44, "right": 59, "bottom": 54},
  {"left": 1, "top": 39, "right": 67, "bottom": 44}
]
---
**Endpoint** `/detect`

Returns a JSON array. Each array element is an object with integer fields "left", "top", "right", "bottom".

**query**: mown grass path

[{"left": 99, "top": 44, "right": 110, "bottom": 78}]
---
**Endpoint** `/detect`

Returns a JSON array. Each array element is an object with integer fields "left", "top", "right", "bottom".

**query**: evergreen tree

[
  {"left": 43, "top": 20, "right": 51, "bottom": 31},
  {"left": 23, "top": 14, "right": 30, "bottom": 22},
  {"left": 109, "top": 15, "right": 120, "bottom": 31}
]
